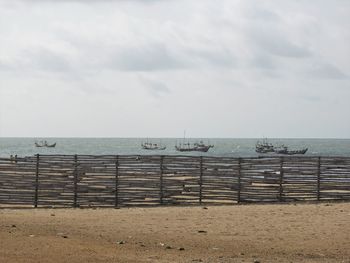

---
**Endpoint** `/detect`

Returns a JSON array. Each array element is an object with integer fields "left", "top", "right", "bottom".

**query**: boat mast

[{"left": 183, "top": 130, "right": 186, "bottom": 146}]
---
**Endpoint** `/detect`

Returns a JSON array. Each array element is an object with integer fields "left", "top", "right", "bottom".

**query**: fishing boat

[
  {"left": 175, "top": 131, "right": 214, "bottom": 152},
  {"left": 45, "top": 142, "right": 56, "bottom": 148},
  {"left": 256, "top": 139, "right": 308, "bottom": 155},
  {"left": 141, "top": 142, "right": 166, "bottom": 150},
  {"left": 255, "top": 139, "right": 275, "bottom": 153},
  {"left": 35, "top": 141, "right": 56, "bottom": 148},
  {"left": 35, "top": 142, "right": 45, "bottom": 147},
  {"left": 175, "top": 141, "right": 214, "bottom": 152},
  {"left": 274, "top": 146, "right": 308, "bottom": 155}
]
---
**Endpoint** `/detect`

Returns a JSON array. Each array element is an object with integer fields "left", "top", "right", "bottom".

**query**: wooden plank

[
  {"left": 160, "top": 156, "right": 164, "bottom": 205},
  {"left": 199, "top": 156, "right": 203, "bottom": 205},
  {"left": 279, "top": 157, "right": 284, "bottom": 202},
  {"left": 73, "top": 155, "right": 78, "bottom": 207},
  {"left": 115, "top": 155, "right": 119, "bottom": 208},
  {"left": 237, "top": 157, "right": 241, "bottom": 203}
]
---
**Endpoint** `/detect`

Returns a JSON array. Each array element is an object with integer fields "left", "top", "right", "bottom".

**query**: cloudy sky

[{"left": 0, "top": 0, "right": 349, "bottom": 138}]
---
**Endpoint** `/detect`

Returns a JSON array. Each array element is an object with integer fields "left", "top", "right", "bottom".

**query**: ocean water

[{"left": 0, "top": 138, "right": 349, "bottom": 158}]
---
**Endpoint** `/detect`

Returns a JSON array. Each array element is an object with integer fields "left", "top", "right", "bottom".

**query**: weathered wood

[
  {"left": 34, "top": 154, "right": 39, "bottom": 208},
  {"left": 73, "top": 155, "right": 78, "bottom": 207},
  {"left": 237, "top": 158, "right": 242, "bottom": 203},
  {"left": 1, "top": 154, "right": 350, "bottom": 208},
  {"left": 317, "top": 156, "right": 321, "bottom": 201},
  {"left": 160, "top": 156, "right": 164, "bottom": 205},
  {"left": 115, "top": 155, "right": 119, "bottom": 208},
  {"left": 279, "top": 157, "right": 284, "bottom": 202},
  {"left": 199, "top": 156, "right": 203, "bottom": 205}
]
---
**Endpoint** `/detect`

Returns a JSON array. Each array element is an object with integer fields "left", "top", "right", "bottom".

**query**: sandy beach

[{"left": 1, "top": 203, "right": 349, "bottom": 263}]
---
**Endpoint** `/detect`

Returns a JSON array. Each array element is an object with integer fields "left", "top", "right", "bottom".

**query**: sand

[{"left": 1, "top": 203, "right": 350, "bottom": 263}]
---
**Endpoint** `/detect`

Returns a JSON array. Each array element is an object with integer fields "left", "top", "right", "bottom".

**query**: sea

[{"left": 0, "top": 138, "right": 349, "bottom": 158}]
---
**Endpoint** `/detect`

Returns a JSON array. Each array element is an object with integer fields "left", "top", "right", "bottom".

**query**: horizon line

[{"left": 0, "top": 136, "right": 350, "bottom": 140}]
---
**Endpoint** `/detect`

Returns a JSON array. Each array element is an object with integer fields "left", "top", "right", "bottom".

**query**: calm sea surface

[{"left": 0, "top": 138, "right": 349, "bottom": 158}]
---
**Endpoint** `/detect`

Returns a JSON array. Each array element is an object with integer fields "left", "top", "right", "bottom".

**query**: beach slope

[{"left": 1, "top": 203, "right": 349, "bottom": 262}]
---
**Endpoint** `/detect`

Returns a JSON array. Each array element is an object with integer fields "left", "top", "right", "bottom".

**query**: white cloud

[
  {"left": 140, "top": 77, "right": 171, "bottom": 98},
  {"left": 0, "top": 0, "right": 349, "bottom": 138}
]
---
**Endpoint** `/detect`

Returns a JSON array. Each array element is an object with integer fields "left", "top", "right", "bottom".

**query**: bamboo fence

[{"left": 0, "top": 155, "right": 349, "bottom": 208}]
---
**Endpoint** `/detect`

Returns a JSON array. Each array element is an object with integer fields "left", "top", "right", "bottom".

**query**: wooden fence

[{"left": 0, "top": 155, "right": 349, "bottom": 208}]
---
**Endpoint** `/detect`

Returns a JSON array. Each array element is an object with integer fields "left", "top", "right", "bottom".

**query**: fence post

[
  {"left": 160, "top": 155, "right": 164, "bottom": 205},
  {"left": 317, "top": 157, "right": 321, "bottom": 201},
  {"left": 237, "top": 157, "right": 242, "bottom": 203},
  {"left": 279, "top": 157, "right": 284, "bottom": 202},
  {"left": 199, "top": 156, "right": 203, "bottom": 205},
  {"left": 115, "top": 155, "right": 119, "bottom": 208},
  {"left": 73, "top": 154, "right": 78, "bottom": 208},
  {"left": 34, "top": 154, "right": 39, "bottom": 208}
]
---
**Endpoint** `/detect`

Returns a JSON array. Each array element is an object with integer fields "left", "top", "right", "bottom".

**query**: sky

[{"left": 0, "top": 0, "right": 349, "bottom": 138}]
